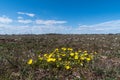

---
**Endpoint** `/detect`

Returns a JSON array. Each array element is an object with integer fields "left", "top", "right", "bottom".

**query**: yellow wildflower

[
  {"left": 75, "top": 52, "right": 78, "bottom": 55},
  {"left": 55, "top": 48, "right": 59, "bottom": 51},
  {"left": 78, "top": 50, "right": 82, "bottom": 52},
  {"left": 70, "top": 53, "right": 74, "bottom": 56},
  {"left": 44, "top": 54, "right": 47, "bottom": 57},
  {"left": 52, "top": 48, "right": 59, "bottom": 53},
  {"left": 47, "top": 58, "right": 51, "bottom": 62},
  {"left": 68, "top": 48, "right": 73, "bottom": 51},
  {"left": 66, "top": 61, "right": 70, "bottom": 64},
  {"left": 61, "top": 53, "right": 66, "bottom": 56},
  {"left": 48, "top": 53, "right": 53, "bottom": 58},
  {"left": 47, "top": 58, "right": 56, "bottom": 62},
  {"left": 86, "top": 58, "right": 91, "bottom": 61},
  {"left": 84, "top": 53, "right": 88, "bottom": 56},
  {"left": 61, "top": 47, "right": 67, "bottom": 51},
  {"left": 80, "top": 56, "right": 85, "bottom": 60},
  {"left": 74, "top": 55, "right": 78, "bottom": 59},
  {"left": 52, "top": 58, "right": 56, "bottom": 62},
  {"left": 27, "top": 59, "right": 33, "bottom": 65},
  {"left": 58, "top": 58, "right": 62, "bottom": 61},
  {"left": 38, "top": 55, "right": 43, "bottom": 60},
  {"left": 94, "top": 52, "right": 97, "bottom": 54},
  {"left": 84, "top": 51, "right": 87, "bottom": 53},
  {"left": 65, "top": 65, "right": 70, "bottom": 70},
  {"left": 39, "top": 57, "right": 43, "bottom": 60}
]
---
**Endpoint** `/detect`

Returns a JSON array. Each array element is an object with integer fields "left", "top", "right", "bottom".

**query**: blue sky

[{"left": 0, "top": 0, "right": 120, "bottom": 34}]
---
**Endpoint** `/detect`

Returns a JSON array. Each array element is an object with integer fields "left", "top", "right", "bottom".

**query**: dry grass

[{"left": 0, "top": 34, "right": 120, "bottom": 80}]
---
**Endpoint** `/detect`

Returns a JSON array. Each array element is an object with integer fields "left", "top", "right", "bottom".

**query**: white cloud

[
  {"left": 18, "top": 19, "right": 33, "bottom": 24},
  {"left": 0, "top": 24, "right": 31, "bottom": 34},
  {"left": 1, "top": 17, "right": 120, "bottom": 34},
  {"left": 0, "top": 16, "right": 13, "bottom": 24},
  {"left": 17, "top": 16, "right": 23, "bottom": 19},
  {"left": 0, "top": 22, "right": 71, "bottom": 34},
  {"left": 75, "top": 20, "right": 120, "bottom": 34},
  {"left": 31, "top": 25, "right": 72, "bottom": 34},
  {"left": 27, "top": 13, "right": 35, "bottom": 17},
  {"left": 17, "top": 12, "right": 35, "bottom": 17},
  {"left": 35, "top": 20, "right": 67, "bottom": 25}
]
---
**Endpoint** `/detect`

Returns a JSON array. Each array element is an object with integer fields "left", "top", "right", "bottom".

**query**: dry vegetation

[{"left": 0, "top": 34, "right": 120, "bottom": 80}]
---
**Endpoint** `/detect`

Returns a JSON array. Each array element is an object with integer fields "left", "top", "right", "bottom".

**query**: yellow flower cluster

[
  {"left": 27, "top": 48, "right": 97, "bottom": 70},
  {"left": 27, "top": 59, "right": 33, "bottom": 65}
]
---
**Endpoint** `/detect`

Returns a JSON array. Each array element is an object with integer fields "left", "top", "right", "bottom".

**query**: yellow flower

[
  {"left": 61, "top": 47, "right": 67, "bottom": 51},
  {"left": 84, "top": 51, "right": 87, "bottom": 53},
  {"left": 52, "top": 58, "right": 56, "bottom": 62},
  {"left": 75, "top": 52, "right": 78, "bottom": 55},
  {"left": 68, "top": 48, "right": 73, "bottom": 51},
  {"left": 58, "top": 58, "right": 62, "bottom": 61},
  {"left": 74, "top": 55, "right": 78, "bottom": 59},
  {"left": 48, "top": 53, "right": 53, "bottom": 58},
  {"left": 52, "top": 48, "right": 59, "bottom": 53},
  {"left": 47, "top": 58, "right": 51, "bottom": 62},
  {"left": 78, "top": 50, "right": 82, "bottom": 52},
  {"left": 27, "top": 59, "right": 33, "bottom": 65},
  {"left": 84, "top": 53, "right": 88, "bottom": 56},
  {"left": 38, "top": 55, "right": 43, "bottom": 60},
  {"left": 61, "top": 54, "right": 66, "bottom": 56},
  {"left": 86, "top": 58, "right": 91, "bottom": 61},
  {"left": 80, "top": 56, "right": 85, "bottom": 60},
  {"left": 55, "top": 48, "right": 59, "bottom": 51},
  {"left": 57, "top": 54, "right": 60, "bottom": 58},
  {"left": 65, "top": 65, "right": 70, "bottom": 70},
  {"left": 94, "top": 52, "right": 97, "bottom": 54},
  {"left": 65, "top": 61, "right": 70, "bottom": 65},
  {"left": 44, "top": 54, "right": 47, "bottom": 57},
  {"left": 39, "top": 57, "right": 43, "bottom": 60},
  {"left": 70, "top": 53, "right": 74, "bottom": 56},
  {"left": 47, "top": 58, "right": 56, "bottom": 62}
]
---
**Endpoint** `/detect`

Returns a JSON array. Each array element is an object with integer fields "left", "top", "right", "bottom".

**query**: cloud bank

[
  {"left": 0, "top": 13, "right": 120, "bottom": 34},
  {"left": 35, "top": 20, "right": 67, "bottom": 25},
  {"left": 0, "top": 16, "right": 13, "bottom": 24},
  {"left": 18, "top": 19, "right": 33, "bottom": 24},
  {"left": 76, "top": 20, "right": 120, "bottom": 34},
  {"left": 17, "top": 12, "right": 35, "bottom": 17}
]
